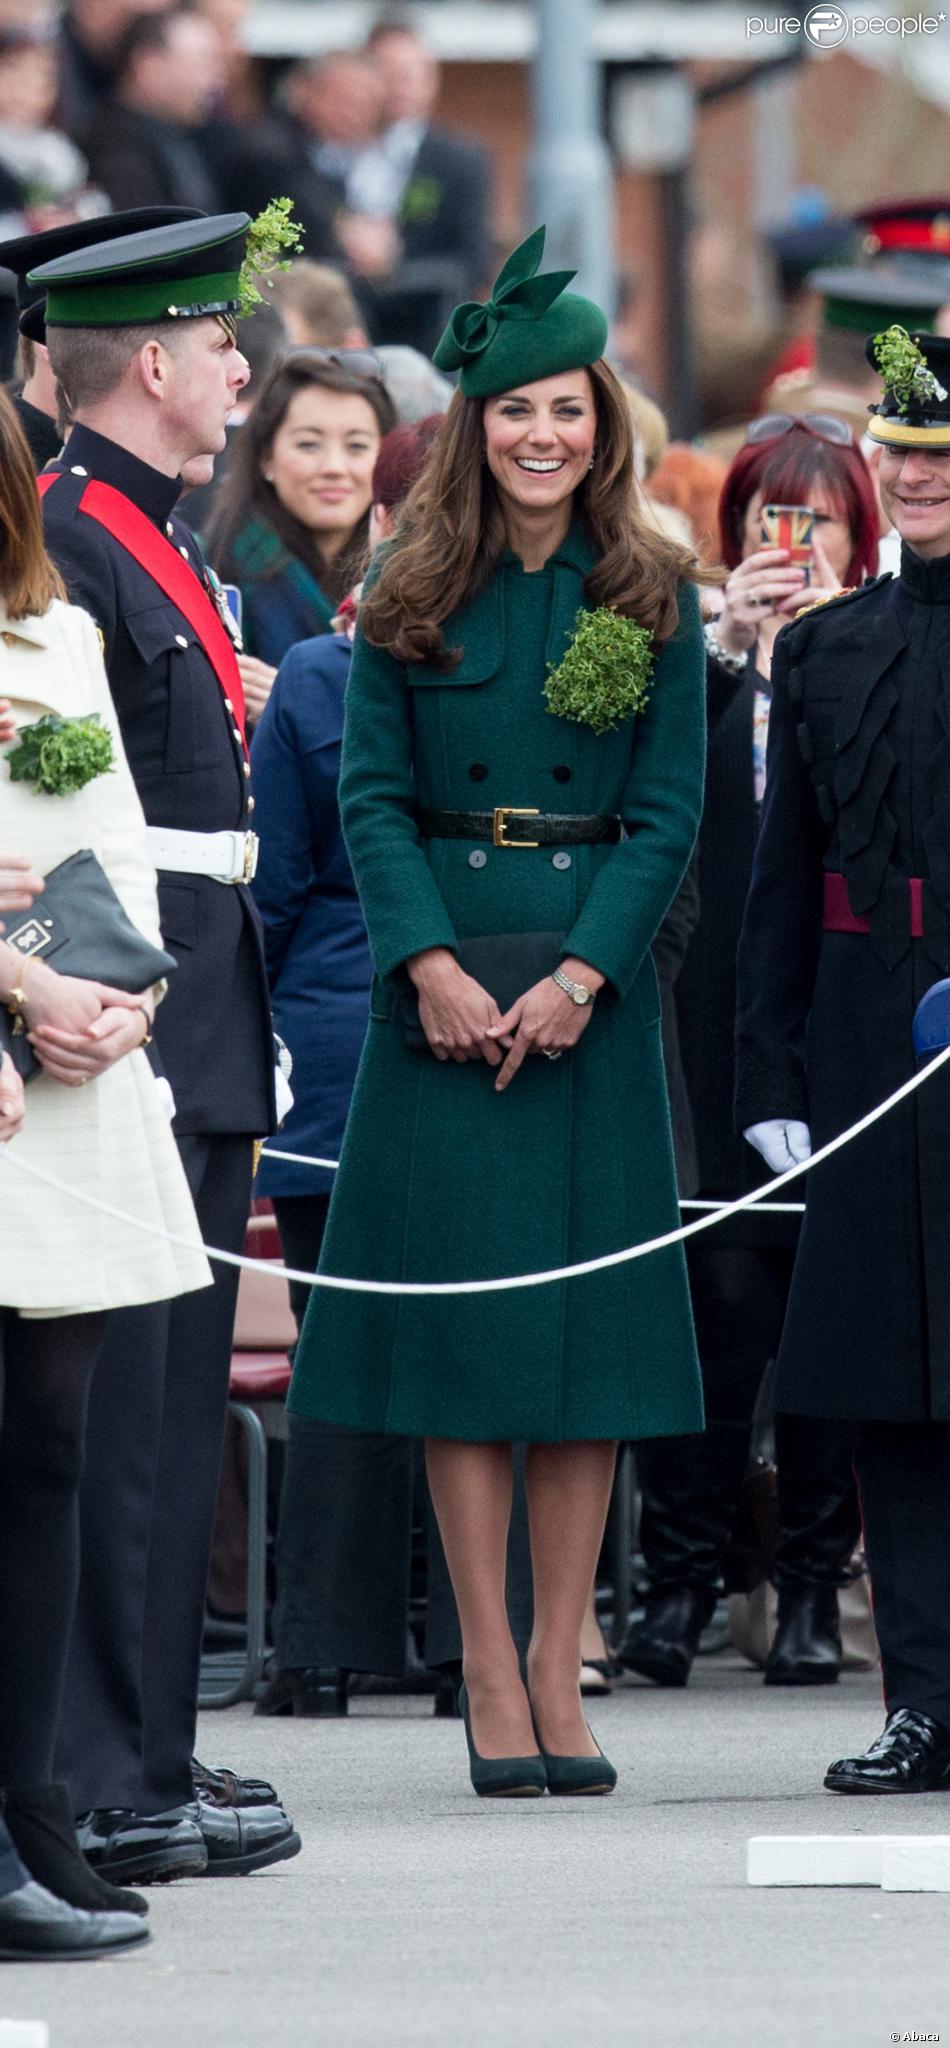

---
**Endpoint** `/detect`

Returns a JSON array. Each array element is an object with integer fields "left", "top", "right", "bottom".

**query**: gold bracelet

[{"left": 6, "top": 981, "right": 28, "bottom": 1034}]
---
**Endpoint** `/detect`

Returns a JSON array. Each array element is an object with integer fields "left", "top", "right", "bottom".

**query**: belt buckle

[
  {"left": 493, "top": 807, "right": 540, "bottom": 849},
  {"left": 242, "top": 832, "right": 259, "bottom": 884}
]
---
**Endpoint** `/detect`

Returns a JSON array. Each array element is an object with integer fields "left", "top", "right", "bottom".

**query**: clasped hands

[
  {"left": 0, "top": 769, "right": 153, "bottom": 1089},
  {"left": 19, "top": 963, "right": 154, "bottom": 1087},
  {"left": 407, "top": 946, "right": 604, "bottom": 1095}
]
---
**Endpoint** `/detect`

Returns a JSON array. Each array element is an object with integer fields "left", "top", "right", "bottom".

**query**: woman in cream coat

[{"left": 0, "top": 390, "right": 209, "bottom": 1919}]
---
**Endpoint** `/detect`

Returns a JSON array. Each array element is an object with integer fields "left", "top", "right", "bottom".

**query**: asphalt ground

[{"left": 1, "top": 1656, "right": 948, "bottom": 2048}]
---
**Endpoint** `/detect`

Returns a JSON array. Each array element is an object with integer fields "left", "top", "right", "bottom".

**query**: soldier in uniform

[
  {"left": 737, "top": 328, "right": 950, "bottom": 1793},
  {"left": 29, "top": 213, "right": 299, "bottom": 1876}
]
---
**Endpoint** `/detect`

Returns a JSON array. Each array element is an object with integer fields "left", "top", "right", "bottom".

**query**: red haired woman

[{"left": 623, "top": 416, "right": 879, "bottom": 1694}]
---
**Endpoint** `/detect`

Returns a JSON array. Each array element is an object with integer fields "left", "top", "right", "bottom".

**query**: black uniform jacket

[
  {"left": 736, "top": 553, "right": 950, "bottom": 1422},
  {"left": 12, "top": 393, "right": 61, "bottom": 473},
  {"left": 677, "top": 657, "right": 799, "bottom": 1249},
  {"left": 40, "top": 423, "right": 275, "bottom": 1137}
]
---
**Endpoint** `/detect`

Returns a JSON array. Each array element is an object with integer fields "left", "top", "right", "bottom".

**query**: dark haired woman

[
  {"left": 0, "top": 389, "right": 209, "bottom": 1940},
  {"left": 288, "top": 231, "right": 710, "bottom": 1795},
  {"left": 624, "top": 416, "right": 878, "bottom": 1693},
  {"left": 208, "top": 352, "right": 396, "bottom": 722}
]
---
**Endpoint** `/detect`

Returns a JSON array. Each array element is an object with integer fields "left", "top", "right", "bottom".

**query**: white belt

[{"left": 145, "top": 826, "right": 259, "bottom": 885}]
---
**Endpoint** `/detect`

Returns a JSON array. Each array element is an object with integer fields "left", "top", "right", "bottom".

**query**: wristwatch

[{"left": 552, "top": 965, "right": 594, "bottom": 1007}]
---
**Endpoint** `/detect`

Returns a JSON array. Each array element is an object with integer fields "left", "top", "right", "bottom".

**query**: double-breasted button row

[
  {"left": 467, "top": 848, "right": 571, "bottom": 871},
  {"left": 466, "top": 763, "right": 573, "bottom": 784}
]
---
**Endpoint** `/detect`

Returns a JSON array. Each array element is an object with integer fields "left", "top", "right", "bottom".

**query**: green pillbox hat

[
  {"left": 27, "top": 212, "right": 252, "bottom": 330},
  {"left": 433, "top": 226, "right": 608, "bottom": 398}
]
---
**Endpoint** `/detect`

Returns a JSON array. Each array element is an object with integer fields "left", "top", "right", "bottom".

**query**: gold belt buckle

[
  {"left": 242, "top": 832, "right": 259, "bottom": 883},
  {"left": 493, "top": 807, "right": 540, "bottom": 848}
]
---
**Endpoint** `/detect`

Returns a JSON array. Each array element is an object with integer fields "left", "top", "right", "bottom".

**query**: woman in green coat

[{"left": 290, "top": 230, "right": 708, "bottom": 1796}]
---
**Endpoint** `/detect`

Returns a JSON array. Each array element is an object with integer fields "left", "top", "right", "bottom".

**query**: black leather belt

[{"left": 418, "top": 807, "right": 622, "bottom": 849}]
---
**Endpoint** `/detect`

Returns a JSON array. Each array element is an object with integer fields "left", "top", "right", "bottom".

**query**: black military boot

[
  {"left": 825, "top": 1709, "right": 950, "bottom": 1794},
  {"left": 764, "top": 1582, "right": 842, "bottom": 1686},
  {"left": 619, "top": 1586, "right": 718, "bottom": 1688}
]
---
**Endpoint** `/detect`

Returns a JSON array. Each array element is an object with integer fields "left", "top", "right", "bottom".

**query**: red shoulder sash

[{"left": 38, "top": 471, "right": 247, "bottom": 746}]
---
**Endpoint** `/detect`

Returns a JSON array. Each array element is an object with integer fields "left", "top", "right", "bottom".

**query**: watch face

[{"left": 573, "top": 984, "right": 592, "bottom": 1005}]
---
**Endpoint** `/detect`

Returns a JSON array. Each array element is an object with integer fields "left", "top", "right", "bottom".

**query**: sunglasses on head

[
  {"left": 289, "top": 345, "right": 386, "bottom": 387},
  {"left": 746, "top": 412, "right": 854, "bottom": 447}
]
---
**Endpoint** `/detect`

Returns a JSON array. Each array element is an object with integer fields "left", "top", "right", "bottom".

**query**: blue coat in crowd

[{"left": 251, "top": 631, "right": 371, "bottom": 1198}]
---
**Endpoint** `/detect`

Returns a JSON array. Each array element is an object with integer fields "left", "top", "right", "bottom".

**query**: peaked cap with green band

[
  {"left": 433, "top": 226, "right": 608, "bottom": 398},
  {"left": 28, "top": 212, "right": 252, "bottom": 330},
  {"left": 808, "top": 260, "right": 947, "bottom": 337}
]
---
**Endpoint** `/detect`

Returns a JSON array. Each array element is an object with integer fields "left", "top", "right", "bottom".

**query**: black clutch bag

[
  {"left": 399, "top": 931, "right": 566, "bottom": 1053},
  {"left": 0, "top": 848, "right": 177, "bottom": 1082}
]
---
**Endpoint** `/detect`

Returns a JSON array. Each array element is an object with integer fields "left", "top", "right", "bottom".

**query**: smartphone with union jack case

[{"left": 759, "top": 503, "right": 816, "bottom": 584}]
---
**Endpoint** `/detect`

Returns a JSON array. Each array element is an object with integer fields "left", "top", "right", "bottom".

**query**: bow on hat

[{"left": 435, "top": 227, "right": 575, "bottom": 371}]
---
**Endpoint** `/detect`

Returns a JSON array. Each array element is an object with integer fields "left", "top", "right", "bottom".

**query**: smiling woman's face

[
  {"left": 878, "top": 445, "right": 950, "bottom": 560},
  {"left": 263, "top": 384, "right": 381, "bottom": 552},
  {"left": 482, "top": 370, "right": 596, "bottom": 518}
]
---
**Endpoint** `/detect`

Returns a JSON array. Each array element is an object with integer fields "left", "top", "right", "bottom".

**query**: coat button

[
  {"left": 174, "top": 633, "right": 187, "bottom": 649},
  {"left": 179, "top": 546, "right": 190, "bottom": 560},
  {"left": 468, "top": 849, "right": 487, "bottom": 869},
  {"left": 552, "top": 765, "right": 572, "bottom": 783},
  {"left": 468, "top": 762, "right": 488, "bottom": 782},
  {"left": 552, "top": 851, "right": 572, "bottom": 871},
  {"left": 247, "top": 795, "right": 255, "bottom": 813},
  {"left": 243, "top": 761, "right": 251, "bottom": 778},
  {"left": 70, "top": 465, "right": 87, "bottom": 476},
  {"left": 166, "top": 522, "right": 175, "bottom": 536}
]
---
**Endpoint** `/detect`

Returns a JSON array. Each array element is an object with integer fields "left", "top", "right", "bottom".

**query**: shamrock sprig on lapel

[
  {"left": 5, "top": 714, "right": 115, "bottom": 797},
  {"left": 545, "top": 608, "right": 655, "bottom": 737}
]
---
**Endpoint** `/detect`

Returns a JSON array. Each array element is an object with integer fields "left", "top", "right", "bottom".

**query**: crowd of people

[
  {"left": 3, "top": 0, "right": 950, "bottom": 1975},
  {"left": 0, "top": 2, "right": 490, "bottom": 373}
]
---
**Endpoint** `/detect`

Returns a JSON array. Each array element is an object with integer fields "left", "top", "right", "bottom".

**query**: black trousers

[
  {"left": 0, "top": 1309, "right": 105, "bottom": 1795},
  {"left": 0, "top": 1819, "right": 25, "bottom": 1898},
  {"left": 57, "top": 1135, "right": 253, "bottom": 1816},
  {"left": 855, "top": 1421, "right": 950, "bottom": 1729},
  {"left": 637, "top": 1244, "right": 861, "bottom": 1594},
  {"left": 272, "top": 1194, "right": 533, "bottom": 1674}
]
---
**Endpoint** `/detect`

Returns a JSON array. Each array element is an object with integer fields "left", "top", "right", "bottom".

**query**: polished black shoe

[
  {"left": 764, "top": 1583, "right": 842, "bottom": 1687},
  {"left": 825, "top": 1709, "right": 950, "bottom": 1795},
  {"left": 77, "top": 1807, "right": 208, "bottom": 1885},
  {"left": 254, "top": 1666, "right": 349, "bottom": 1717},
  {"left": 619, "top": 1586, "right": 717, "bottom": 1688},
  {"left": 0, "top": 1879, "right": 149, "bottom": 1961},
  {"left": 191, "top": 1759, "right": 278, "bottom": 1808},
  {"left": 194, "top": 1798, "right": 301, "bottom": 1876},
  {"left": 3, "top": 1782, "right": 148, "bottom": 1917}
]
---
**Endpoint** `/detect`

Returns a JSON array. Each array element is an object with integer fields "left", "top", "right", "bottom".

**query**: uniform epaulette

[{"left": 787, "top": 573, "right": 892, "bottom": 633}]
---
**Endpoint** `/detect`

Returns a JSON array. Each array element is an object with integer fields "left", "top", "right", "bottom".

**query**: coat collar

[
  {"left": 0, "top": 599, "right": 50, "bottom": 649},
  {"left": 437, "top": 516, "right": 595, "bottom": 685},
  {"left": 57, "top": 423, "right": 181, "bottom": 528}
]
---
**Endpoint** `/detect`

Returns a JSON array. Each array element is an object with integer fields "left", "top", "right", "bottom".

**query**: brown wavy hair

[
  {"left": 0, "top": 388, "right": 64, "bottom": 619},
  {"left": 360, "top": 359, "right": 711, "bottom": 669}
]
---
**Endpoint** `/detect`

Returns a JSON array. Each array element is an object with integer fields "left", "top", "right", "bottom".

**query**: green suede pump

[{"left": 458, "top": 1685, "right": 548, "bottom": 1798}]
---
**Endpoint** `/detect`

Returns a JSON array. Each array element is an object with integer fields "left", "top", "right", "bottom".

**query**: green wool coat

[{"left": 289, "top": 524, "right": 707, "bottom": 1442}]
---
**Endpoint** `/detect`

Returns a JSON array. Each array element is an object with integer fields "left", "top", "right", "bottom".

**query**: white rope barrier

[
  {"left": 2, "top": 1041, "right": 949, "bottom": 1298},
  {"left": 260, "top": 1143, "right": 808, "bottom": 1214}
]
